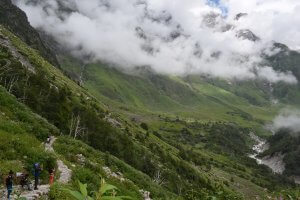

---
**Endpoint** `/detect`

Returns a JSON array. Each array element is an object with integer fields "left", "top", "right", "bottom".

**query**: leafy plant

[
  {"left": 67, "top": 179, "right": 132, "bottom": 200},
  {"left": 67, "top": 181, "right": 93, "bottom": 200}
]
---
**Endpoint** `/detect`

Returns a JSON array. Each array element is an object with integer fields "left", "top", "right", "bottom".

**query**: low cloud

[
  {"left": 222, "top": 0, "right": 300, "bottom": 50},
  {"left": 12, "top": 0, "right": 299, "bottom": 83},
  {"left": 271, "top": 109, "right": 300, "bottom": 134}
]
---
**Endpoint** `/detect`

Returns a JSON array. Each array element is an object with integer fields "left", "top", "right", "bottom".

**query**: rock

[
  {"left": 0, "top": 0, "right": 59, "bottom": 66},
  {"left": 139, "top": 189, "right": 152, "bottom": 200},
  {"left": 76, "top": 154, "right": 86, "bottom": 164},
  {"left": 235, "top": 13, "right": 248, "bottom": 20},
  {"left": 261, "top": 153, "right": 286, "bottom": 174},
  {"left": 102, "top": 166, "right": 126, "bottom": 182},
  {"left": 57, "top": 160, "right": 72, "bottom": 184},
  {"left": 105, "top": 115, "right": 122, "bottom": 128},
  {"left": 236, "top": 29, "right": 260, "bottom": 42}
]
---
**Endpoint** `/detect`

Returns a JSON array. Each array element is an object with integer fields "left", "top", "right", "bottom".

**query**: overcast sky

[{"left": 13, "top": 0, "right": 300, "bottom": 83}]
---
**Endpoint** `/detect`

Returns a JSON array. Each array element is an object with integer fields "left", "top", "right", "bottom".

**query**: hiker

[
  {"left": 46, "top": 135, "right": 51, "bottom": 144},
  {"left": 33, "top": 163, "right": 42, "bottom": 190},
  {"left": 49, "top": 169, "right": 55, "bottom": 185},
  {"left": 6, "top": 170, "right": 13, "bottom": 200},
  {"left": 20, "top": 173, "right": 31, "bottom": 191}
]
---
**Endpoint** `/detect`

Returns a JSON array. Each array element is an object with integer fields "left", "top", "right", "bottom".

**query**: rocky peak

[
  {"left": 236, "top": 29, "right": 260, "bottom": 42},
  {"left": 0, "top": 0, "right": 59, "bottom": 66},
  {"left": 202, "top": 12, "right": 221, "bottom": 28},
  {"left": 235, "top": 13, "right": 248, "bottom": 20}
]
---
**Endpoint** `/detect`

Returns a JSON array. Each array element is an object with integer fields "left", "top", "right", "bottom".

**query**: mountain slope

[
  {"left": 0, "top": 25, "right": 248, "bottom": 199},
  {"left": 60, "top": 59, "right": 278, "bottom": 131},
  {"left": 0, "top": 1, "right": 300, "bottom": 199},
  {"left": 0, "top": 85, "right": 57, "bottom": 186},
  {"left": 0, "top": 0, "right": 59, "bottom": 66}
]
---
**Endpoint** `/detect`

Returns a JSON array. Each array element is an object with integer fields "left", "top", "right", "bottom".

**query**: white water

[
  {"left": 249, "top": 133, "right": 300, "bottom": 185},
  {"left": 249, "top": 133, "right": 285, "bottom": 174}
]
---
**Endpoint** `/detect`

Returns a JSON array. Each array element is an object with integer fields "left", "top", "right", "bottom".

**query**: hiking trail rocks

[{"left": 45, "top": 136, "right": 72, "bottom": 184}]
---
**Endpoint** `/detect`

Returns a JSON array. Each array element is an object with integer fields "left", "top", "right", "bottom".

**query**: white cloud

[
  {"left": 13, "top": 0, "right": 299, "bottom": 83},
  {"left": 223, "top": 0, "right": 300, "bottom": 50},
  {"left": 272, "top": 109, "right": 300, "bottom": 134}
]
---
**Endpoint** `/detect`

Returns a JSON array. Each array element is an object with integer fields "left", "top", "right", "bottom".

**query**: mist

[
  {"left": 271, "top": 109, "right": 300, "bottom": 135},
  {"left": 13, "top": 0, "right": 300, "bottom": 83}
]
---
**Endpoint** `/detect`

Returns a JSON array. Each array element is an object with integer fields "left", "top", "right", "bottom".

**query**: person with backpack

[
  {"left": 20, "top": 173, "right": 31, "bottom": 191},
  {"left": 33, "top": 163, "right": 42, "bottom": 190},
  {"left": 6, "top": 170, "right": 14, "bottom": 200}
]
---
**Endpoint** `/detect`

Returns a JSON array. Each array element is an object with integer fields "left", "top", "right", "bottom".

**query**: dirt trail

[{"left": 45, "top": 136, "right": 72, "bottom": 184}]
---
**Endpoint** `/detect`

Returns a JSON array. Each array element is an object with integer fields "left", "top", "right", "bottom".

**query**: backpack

[
  {"left": 33, "top": 163, "right": 41, "bottom": 176},
  {"left": 34, "top": 163, "right": 40, "bottom": 170}
]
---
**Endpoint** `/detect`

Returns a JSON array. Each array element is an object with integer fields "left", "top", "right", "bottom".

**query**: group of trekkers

[
  {"left": 4, "top": 163, "right": 55, "bottom": 199},
  {"left": 4, "top": 162, "right": 55, "bottom": 199},
  {"left": 3, "top": 136, "right": 55, "bottom": 199}
]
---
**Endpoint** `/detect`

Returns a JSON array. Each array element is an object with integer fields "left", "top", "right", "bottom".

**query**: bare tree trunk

[
  {"left": 69, "top": 113, "right": 86, "bottom": 139},
  {"left": 74, "top": 115, "right": 81, "bottom": 139},
  {"left": 69, "top": 114, "right": 75, "bottom": 137},
  {"left": 153, "top": 170, "right": 166, "bottom": 186},
  {"left": 7, "top": 75, "right": 18, "bottom": 93}
]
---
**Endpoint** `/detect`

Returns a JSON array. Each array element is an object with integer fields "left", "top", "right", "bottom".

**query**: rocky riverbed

[{"left": 249, "top": 133, "right": 285, "bottom": 174}]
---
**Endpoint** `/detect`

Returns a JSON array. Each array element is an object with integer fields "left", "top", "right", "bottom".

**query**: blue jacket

[{"left": 33, "top": 163, "right": 41, "bottom": 177}]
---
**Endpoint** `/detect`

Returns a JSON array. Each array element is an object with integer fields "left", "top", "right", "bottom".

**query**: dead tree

[
  {"left": 3, "top": 75, "right": 19, "bottom": 93},
  {"left": 153, "top": 170, "right": 166, "bottom": 186},
  {"left": 69, "top": 113, "right": 86, "bottom": 139}
]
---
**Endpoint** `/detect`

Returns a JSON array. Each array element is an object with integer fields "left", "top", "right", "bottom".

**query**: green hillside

[
  {"left": 0, "top": 86, "right": 57, "bottom": 183},
  {"left": 0, "top": 1, "right": 300, "bottom": 199},
  {"left": 0, "top": 26, "right": 246, "bottom": 199},
  {"left": 60, "top": 59, "right": 279, "bottom": 132}
]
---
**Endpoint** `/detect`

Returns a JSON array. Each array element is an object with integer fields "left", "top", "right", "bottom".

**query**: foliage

[
  {"left": 67, "top": 180, "right": 132, "bottom": 200},
  {"left": 0, "top": 86, "right": 57, "bottom": 184}
]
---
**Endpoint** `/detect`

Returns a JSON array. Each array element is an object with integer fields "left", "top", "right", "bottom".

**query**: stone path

[
  {"left": 45, "top": 136, "right": 72, "bottom": 185},
  {"left": 57, "top": 160, "right": 72, "bottom": 184},
  {"left": 1, "top": 136, "right": 72, "bottom": 199}
]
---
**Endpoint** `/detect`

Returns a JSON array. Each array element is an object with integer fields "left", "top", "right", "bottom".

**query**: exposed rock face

[
  {"left": 293, "top": 176, "right": 300, "bottom": 184},
  {"left": 260, "top": 153, "right": 286, "bottom": 174},
  {"left": 0, "top": 31, "right": 36, "bottom": 73},
  {"left": 235, "top": 13, "right": 248, "bottom": 20},
  {"left": 105, "top": 113, "right": 122, "bottom": 128},
  {"left": 0, "top": 0, "right": 59, "bottom": 66},
  {"left": 57, "top": 160, "right": 72, "bottom": 184},
  {"left": 202, "top": 12, "right": 221, "bottom": 28},
  {"left": 102, "top": 166, "right": 125, "bottom": 182},
  {"left": 139, "top": 189, "right": 152, "bottom": 200},
  {"left": 202, "top": 12, "right": 233, "bottom": 32},
  {"left": 236, "top": 29, "right": 260, "bottom": 42},
  {"left": 249, "top": 133, "right": 285, "bottom": 174}
]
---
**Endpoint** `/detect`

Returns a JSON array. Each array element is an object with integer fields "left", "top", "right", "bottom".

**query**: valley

[{"left": 0, "top": 0, "right": 300, "bottom": 199}]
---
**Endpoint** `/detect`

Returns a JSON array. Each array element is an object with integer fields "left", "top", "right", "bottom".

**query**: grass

[
  {"left": 0, "top": 86, "right": 57, "bottom": 185},
  {"left": 60, "top": 61, "right": 282, "bottom": 131},
  {"left": 53, "top": 136, "right": 179, "bottom": 200}
]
